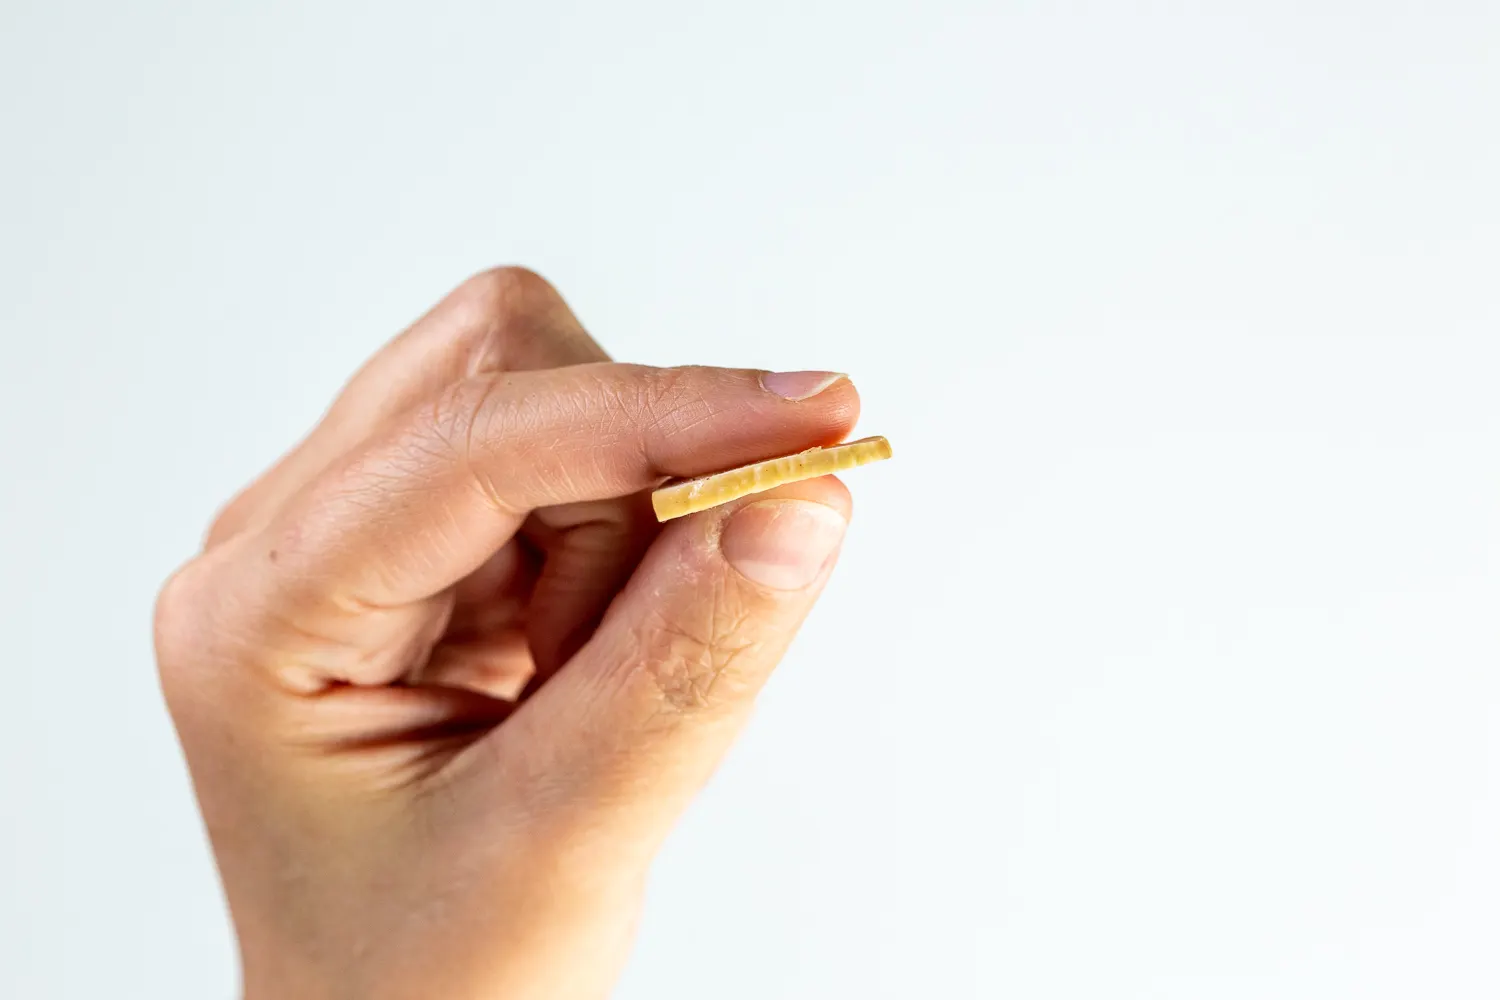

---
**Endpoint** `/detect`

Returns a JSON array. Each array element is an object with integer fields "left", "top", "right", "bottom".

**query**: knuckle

[
  {"left": 203, "top": 492, "right": 255, "bottom": 550},
  {"left": 458, "top": 265, "right": 561, "bottom": 321},
  {"left": 454, "top": 266, "right": 596, "bottom": 373},
  {"left": 635, "top": 366, "right": 719, "bottom": 437},
  {"left": 417, "top": 374, "right": 523, "bottom": 511},
  {"left": 153, "top": 557, "right": 209, "bottom": 700},
  {"left": 639, "top": 365, "right": 693, "bottom": 413},
  {"left": 422, "top": 376, "right": 498, "bottom": 460}
]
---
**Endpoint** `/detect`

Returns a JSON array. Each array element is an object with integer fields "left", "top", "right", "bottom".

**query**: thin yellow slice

[{"left": 651, "top": 435, "right": 893, "bottom": 522}]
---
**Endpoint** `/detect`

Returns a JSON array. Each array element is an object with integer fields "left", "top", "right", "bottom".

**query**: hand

[{"left": 153, "top": 268, "right": 861, "bottom": 1000}]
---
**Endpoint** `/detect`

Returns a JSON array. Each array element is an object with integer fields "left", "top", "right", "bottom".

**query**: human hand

[{"left": 153, "top": 269, "right": 861, "bottom": 1000}]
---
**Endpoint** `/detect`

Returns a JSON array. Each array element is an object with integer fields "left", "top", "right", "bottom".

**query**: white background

[{"left": 3, "top": 2, "right": 1498, "bottom": 997}]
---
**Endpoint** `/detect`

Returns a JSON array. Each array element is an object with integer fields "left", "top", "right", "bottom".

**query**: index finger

[{"left": 260, "top": 364, "right": 858, "bottom": 614}]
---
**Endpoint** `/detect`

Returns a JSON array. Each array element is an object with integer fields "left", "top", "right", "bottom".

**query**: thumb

[{"left": 496, "top": 475, "right": 852, "bottom": 846}]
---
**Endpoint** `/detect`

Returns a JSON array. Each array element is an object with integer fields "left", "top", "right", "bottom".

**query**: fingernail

[
  {"left": 721, "top": 500, "right": 847, "bottom": 590},
  {"left": 760, "top": 370, "right": 848, "bottom": 400}
]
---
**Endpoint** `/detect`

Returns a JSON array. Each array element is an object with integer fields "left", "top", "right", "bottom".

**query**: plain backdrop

[{"left": 3, "top": 2, "right": 1499, "bottom": 997}]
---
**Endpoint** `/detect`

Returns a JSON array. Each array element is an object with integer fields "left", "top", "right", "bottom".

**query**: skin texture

[{"left": 153, "top": 268, "right": 861, "bottom": 1000}]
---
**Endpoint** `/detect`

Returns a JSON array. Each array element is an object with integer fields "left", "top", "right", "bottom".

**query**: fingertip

[
  {"left": 698, "top": 475, "right": 852, "bottom": 592},
  {"left": 805, "top": 472, "right": 854, "bottom": 517},
  {"left": 718, "top": 496, "right": 848, "bottom": 591},
  {"left": 786, "top": 375, "right": 861, "bottom": 445},
  {"left": 609, "top": 365, "right": 862, "bottom": 481},
  {"left": 712, "top": 474, "right": 853, "bottom": 524}
]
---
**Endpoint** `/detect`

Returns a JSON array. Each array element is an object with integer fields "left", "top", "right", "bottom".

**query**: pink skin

[{"left": 155, "top": 267, "right": 861, "bottom": 1000}]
